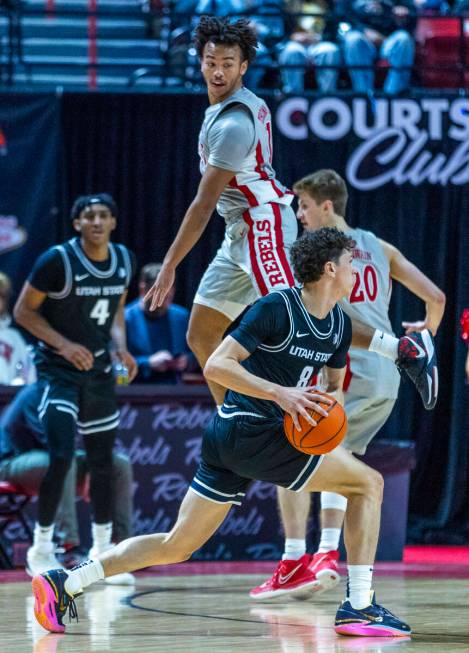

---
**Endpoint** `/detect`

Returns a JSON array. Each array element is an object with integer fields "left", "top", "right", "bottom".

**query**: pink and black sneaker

[
  {"left": 32, "top": 569, "right": 79, "bottom": 633},
  {"left": 335, "top": 591, "right": 411, "bottom": 637}
]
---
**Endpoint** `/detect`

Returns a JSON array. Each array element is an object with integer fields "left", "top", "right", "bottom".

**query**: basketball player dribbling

[
  {"left": 32, "top": 228, "right": 411, "bottom": 637},
  {"left": 250, "top": 170, "right": 445, "bottom": 601},
  {"left": 144, "top": 16, "right": 438, "bottom": 411}
]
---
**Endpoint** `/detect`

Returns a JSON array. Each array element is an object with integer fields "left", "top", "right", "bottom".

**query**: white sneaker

[
  {"left": 26, "top": 543, "right": 64, "bottom": 577},
  {"left": 88, "top": 543, "right": 135, "bottom": 586}
]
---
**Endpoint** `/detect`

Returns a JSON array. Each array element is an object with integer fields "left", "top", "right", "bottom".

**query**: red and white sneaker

[
  {"left": 249, "top": 554, "right": 320, "bottom": 601},
  {"left": 308, "top": 549, "right": 340, "bottom": 593}
]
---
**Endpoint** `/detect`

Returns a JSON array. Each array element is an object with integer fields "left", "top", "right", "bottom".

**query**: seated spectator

[
  {"left": 279, "top": 0, "right": 341, "bottom": 93},
  {"left": 0, "top": 272, "right": 35, "bottom": 385},
  {"left": 125, "top": 263, "right": 195, "bottom": 383},
  {"left": 339, "top": 0, "right": 417, "bottom": 94},
  {"left": 461, "top": 309, "right": 469, "bottom": 382},
  {"left": 414, "top": 0, "right": 449, "bottom": 13},
  {"left": 0, "top": 383, "right": 133, "bottom": 581}
]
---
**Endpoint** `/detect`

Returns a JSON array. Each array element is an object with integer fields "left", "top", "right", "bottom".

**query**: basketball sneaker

[
  {"left": 308, "top": 550, "right": 340, "bottom": 593},
  {"left": 397, "top": 329, "right": 438, "bottom": 410},
  {"left": 32, "top": 569, "right": 79, "bottom": 633},
  {"left": 335, "top": 591, "right": 411, "bottom": 637},
  {"left": 89, "top": 543, "right": 135, "bottom": 585},
  {"left": 249, "top": 554, "right": 320, "bottom": 600},
  {"left": 26, "top": 543, "right": 65, "bottom": 577}
]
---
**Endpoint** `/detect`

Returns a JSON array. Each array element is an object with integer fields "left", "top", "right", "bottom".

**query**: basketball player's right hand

[
  {"left": 144, "top": 264, "right": 175, "bottom": 311},
  {"left": 276, "top": 387, "right": 331, "bottom": 432},
  {"left": 57, "top": 341, "right": 94, "bottom": 371}
]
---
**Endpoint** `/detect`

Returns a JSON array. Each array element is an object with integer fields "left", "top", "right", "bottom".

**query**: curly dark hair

[
  {"left": 291, "top": 227, "right": 356, "bottom": 285},
  {"left": 194, "top": 16, "right": 258, "bottom": 64}
]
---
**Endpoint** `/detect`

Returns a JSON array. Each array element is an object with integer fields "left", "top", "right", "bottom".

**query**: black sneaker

[
  {"left": 32, "top": 569, "right": 79, "bottom": 633},
  {"left": 335, "top": 591, "right": 411, "bottom": 637},
  {"left": 397, "top": 329, "right": 438, "bottom": 410}
]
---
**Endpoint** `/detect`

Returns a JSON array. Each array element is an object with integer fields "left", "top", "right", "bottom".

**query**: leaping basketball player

[
  {"left": 144, "top": 16, "right": 438, "bottom": 412},
  {"left": 32, "top": 228, "right": 412, "bottom": 637},
  {"left": 250, "top": 169, "right": 446, "bottom": 601}
]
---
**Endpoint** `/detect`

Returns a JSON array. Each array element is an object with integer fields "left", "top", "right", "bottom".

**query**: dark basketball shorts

[
  {"left": 190, "top": 412, "right": 324, "bottom": 506},
  {"left": 36, "top": 363, "right": 119, "bottom": 437}
]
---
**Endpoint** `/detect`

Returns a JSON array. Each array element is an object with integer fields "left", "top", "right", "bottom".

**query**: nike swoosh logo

[
  {"left": 278, "top": 564, "right": 302, "bottom": 584},
  {"left": 75, "top": 273, "right": 89, "bottom": 281},
  {"left": 410, "top": 340, "right": 426, "bottom": 358},
  {"left": 310, "top": 553, "right": 329, "bottom": 570},
  {"left": 296, "top": 331, "right": 309, "bottom": 338}
]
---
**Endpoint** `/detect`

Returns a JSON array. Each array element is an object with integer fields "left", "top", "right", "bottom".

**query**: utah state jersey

[
  {"left": 224, "top": 287, "right": 352, "bottom": 422},
  {"left": 29, "top": 237, "right": 133, "bottom": 370}
]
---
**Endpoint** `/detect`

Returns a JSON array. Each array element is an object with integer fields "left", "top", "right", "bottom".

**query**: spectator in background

[
  {"left": 339, "top": 0, "right": 417, "bottom": 94},
  {"left": 279, "top": 1, "right": 341, "bottom": 93},
  {"left": 0, "top": 383, "right": 134, "bottom": 581},
  {"left": 461, "top": 309, "right": 469, "bottom": 382},
  {"left": 125, "top": 263, "right": 195, "bottom": 383},
  {"left": 0, "top": 272, "right": 35, "bottom": 386}
]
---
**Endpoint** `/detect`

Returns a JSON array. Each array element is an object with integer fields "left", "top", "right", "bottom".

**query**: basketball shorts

[
  {"left": 343, "top": 394, "right": 396, "bottom": 455},
  {"left": 36, "top": 363, "right": 119, "bottom": 438},
  {"left": 190, "top": 412, "right": 323, "bottom": 506},
  {"left": 194, "top": 202, "right": 298, "bottom": 321}
]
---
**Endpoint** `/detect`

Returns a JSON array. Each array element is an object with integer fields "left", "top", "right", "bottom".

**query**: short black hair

[
  {"left": 139, "top": 262, "right": 162, "bottom": 286},
  {"left": 194, "top": 16, "right": 258, "bottom": 64},
  {"left": 70, "top": 193, "right": 118, "bottom": 221},
  {"left": 291, "top": 227, "right": 356, "bottom": 284}
]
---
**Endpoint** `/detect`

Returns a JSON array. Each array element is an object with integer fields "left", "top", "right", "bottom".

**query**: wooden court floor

[{"left": 1, "top": 565, "right": 469, "bottom": 653}]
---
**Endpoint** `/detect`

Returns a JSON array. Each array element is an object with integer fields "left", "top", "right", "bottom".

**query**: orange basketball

[{"left": 284, "top": 391, "right": 347, "bottom": 455}]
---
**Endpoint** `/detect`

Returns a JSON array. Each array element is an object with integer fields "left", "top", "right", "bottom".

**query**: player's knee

[
  {"left": 363, "top": 468, "right": 384, "bottom": 503},
  {"left": 187, "top": 324, "right": 219, "bottom": 364},
  {"left": 162, "top": 531, "right": 197, "bottom": 563}
]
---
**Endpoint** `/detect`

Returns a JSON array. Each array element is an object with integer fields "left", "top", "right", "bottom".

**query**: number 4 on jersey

[{"left": 90, "top": 299, "right": 110, "bottom": 325}]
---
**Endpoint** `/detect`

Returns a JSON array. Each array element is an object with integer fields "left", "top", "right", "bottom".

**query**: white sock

[
  {"left": 347, "top": 564, "right": 373, "bottom": 609},
  {"left": 282, "top": 538, "right": 306, "bottom": 560},
  {"left": 64, "top": 559, "right": 105, "bottom": 595},
  {"left": 368, "top": 329, "right": 399, "bottom": 361},
  {"left": 33, "top": 523, "right": 54, "bottom": 548},
  {"left": 317, "top": 528, "right": 342, "bottom": 553},
  {"left": 92, "top": 522, "right": 112, "bottom": 550}
]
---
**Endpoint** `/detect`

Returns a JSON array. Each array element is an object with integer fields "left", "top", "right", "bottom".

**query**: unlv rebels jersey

[
  {"left": 198, "top": 86, "right": 292, "bottom": 221},
  {"left": 340, "top": 228, "right": 400, "bottom": 399},
  {"left": 224, "top": 287, "right": 352, "bottom": 422},
  {"left": 29, "top": 237, "right": 133, "bottom": 370}
]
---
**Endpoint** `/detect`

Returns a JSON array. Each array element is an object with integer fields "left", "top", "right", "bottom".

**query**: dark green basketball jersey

[
  {"left": 29, "top": 237, "right": 133, "bottom": 371},
  {"left": 224, "top": 287, "right": 352, "bottom": 423}
]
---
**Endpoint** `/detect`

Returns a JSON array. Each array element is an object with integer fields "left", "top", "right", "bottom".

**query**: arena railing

[{"left": 1, "top": 4, "right": 468, "bottom": 92}]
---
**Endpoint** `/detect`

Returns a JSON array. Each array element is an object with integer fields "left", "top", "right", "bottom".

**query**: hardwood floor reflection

[{"left": 1, "top": 571, "right": 468, "bottom": 653}]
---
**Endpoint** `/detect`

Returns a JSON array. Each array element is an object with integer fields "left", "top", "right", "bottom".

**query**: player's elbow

[
  {"left": 13, "top": 300, "right": 27, "bottom": 326},
  {"left": 432, "top": 288, "right": 446, "bottom": 308},
  {"left": 203, "top": 354, "right": 220, "bottom": 383}
]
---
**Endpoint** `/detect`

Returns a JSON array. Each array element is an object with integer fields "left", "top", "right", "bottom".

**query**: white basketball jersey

[
  {"left": 198, "top": 87, "right": 293, "bottom": 220},
  {"left": 339, "top": 228, "right": 400, "bottom": 400}
]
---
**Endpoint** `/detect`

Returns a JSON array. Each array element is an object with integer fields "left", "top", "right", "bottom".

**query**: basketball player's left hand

[
  {"left": 118, "top": 350, "right": 138, "bottom": 382},
  {"left": 144, "top": 264, "right": 175, "bottom": 311},
  {"left": 277, "top": 387, "right": 332, "bottom": 432}
]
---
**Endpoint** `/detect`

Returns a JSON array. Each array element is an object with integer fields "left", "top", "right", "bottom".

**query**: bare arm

[
  {"left": 349, "top": 317, "right": 376, "bottom": 349},
  {"left": 146, "top": 164, "right": 236, "bottom": 310},
  {"left": 321, "top": 366, "right": 346, "bottom": 407},
  {"left": 379, "top": 239, "right": 446, "bottom": 335},
  {"left": 204, "top": 336, "right": 331, "bottom": 431},
  {"left": 13, "top": 282, "right": 94, "bottom": 371},
  {"left": 111, "top": 292, "right": 137, "bottom": 381}
]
